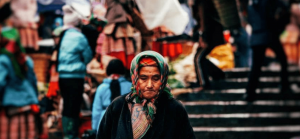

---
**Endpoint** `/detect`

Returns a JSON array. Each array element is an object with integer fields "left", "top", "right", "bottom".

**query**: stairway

[{"left": 176, "top": 66, "right": 300, "bottom": 139}]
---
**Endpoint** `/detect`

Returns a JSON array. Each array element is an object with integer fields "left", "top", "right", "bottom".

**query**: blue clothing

[
  {"left": 92, "top": 77, "right": 132, "bottom": 130},
  {"left": 52, "top": 17, "right": 63, "bottom": 30},
  {"left": 0, "top": 55, "right": 39, "bottom": 107},
  {"left": 58, "top": 28, "right": 93, "bottom": 78},
  {"left": 233, "top": 27, "right": 252, "bottom": 67}
]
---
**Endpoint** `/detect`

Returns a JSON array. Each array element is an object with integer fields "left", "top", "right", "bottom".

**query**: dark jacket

[
  {"left": 96, "top": 92, "right": 196, "bottom": 139},
  {"left": 248, "top": 0, "right": 290, "bottom": 47}
]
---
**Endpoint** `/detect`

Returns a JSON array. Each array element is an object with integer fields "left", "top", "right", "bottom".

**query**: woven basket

[{"left": 181, "top": 41, "right": 194, "bottom": 56}]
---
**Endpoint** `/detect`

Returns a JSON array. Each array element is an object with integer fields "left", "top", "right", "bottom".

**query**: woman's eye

[
  {"left": 153, "top": 77, "right": 160, "bottom": 81},
  {"left": 140, "top": 77, "right": 147, "bottom": 80}
]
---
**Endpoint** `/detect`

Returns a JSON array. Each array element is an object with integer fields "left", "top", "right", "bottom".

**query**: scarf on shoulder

[
  {"left": 126, "top": 51, "right": 173, "bottom": 139},
  {"left": 0, "top": 26, "right": 27, "bottom": 79}
]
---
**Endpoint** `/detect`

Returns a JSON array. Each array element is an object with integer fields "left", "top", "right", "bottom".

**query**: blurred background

[{"left": 1, "top": 0, "right": 300, "bottom": 139}]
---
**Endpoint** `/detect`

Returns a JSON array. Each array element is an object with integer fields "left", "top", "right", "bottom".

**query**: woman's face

[{"left": 138, "top": 66, "right": 161, "bottom": 99}]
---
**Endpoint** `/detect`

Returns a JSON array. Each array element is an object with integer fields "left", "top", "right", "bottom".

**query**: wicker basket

[{"left": 181, "top": 41, "right": 194, "bottom": 56}]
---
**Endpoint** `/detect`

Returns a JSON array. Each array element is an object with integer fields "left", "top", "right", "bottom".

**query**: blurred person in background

[
  {"left": 45, "top": 22, "right": 64, "bottom": 100},
  {"left": 233, "top": 0, "right": 252, "bottom": 68},
  {"left": 244, "top": 0, "right": 292, "bottom": 102},
  {"left": 97, "top": 51, "right": 195, "bottom": 139},
  {"left": 0, "top": 1, "right": 45, "bottom": 138},
  {"left": 92, "top": 59, "right": 131, "bottom": 131},
  {"left": 193, "top": 0, "right": 226, "bottom": 91},
  {"left": 57, "top": 4, "right": 93, "bottom": 139},
  {"left": 52, "top": 17, "right": 63, "bottom": 31}
]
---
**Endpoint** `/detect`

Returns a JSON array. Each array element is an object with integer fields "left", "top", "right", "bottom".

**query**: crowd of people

[{"left": 1, "top": 0, "right": 300, "bottom": 138}]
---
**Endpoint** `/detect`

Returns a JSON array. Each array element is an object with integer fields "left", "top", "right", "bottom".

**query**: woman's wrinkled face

[{"left": 138, "top": 66, "right": 161, "bottom": 99}]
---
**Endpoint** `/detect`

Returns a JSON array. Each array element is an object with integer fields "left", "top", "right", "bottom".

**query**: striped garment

[
  {"left": 18, "top": 27, "right": 39, "bottom": 50},
  {"left": 0, "top": 108, "right": 39, "bottom": 139},
  {"left": 128, "top": 103, "right": 150, "bottom": 139},
  {"left": 100, "top": 34, "right": 135, "bottom": 69}
]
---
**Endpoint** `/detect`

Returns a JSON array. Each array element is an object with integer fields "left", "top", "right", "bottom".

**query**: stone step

[
  {"left": 176, "top": 92, "right": 300, "bottom": 101},
  {"left": 211, "top": 77, "right": 300, "bottom": 90},
  {"left": 183, "top": 100, "right": 300, "bottom": 106},
  {"left": 183, "top": 67, "right": 300, "bottom": 139},
  {"left": 224, "top": 66, "right": 300, "bottom": 79},
  {"left": 185, "top": 104, "right": 300, "bottom": 114},
  {"left": 189, "top": 116, "right": 300, "bottom": 127}
]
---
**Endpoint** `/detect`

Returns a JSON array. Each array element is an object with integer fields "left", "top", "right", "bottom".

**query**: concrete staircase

[{"left": 177, "top": 66, "right": 300, "bottom": 139}]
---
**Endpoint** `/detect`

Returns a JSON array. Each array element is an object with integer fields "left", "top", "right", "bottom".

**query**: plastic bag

[
  {"left": 208, "top": 43, "right": 235, "bottom": 69},
  {"left": 135, "top": 0, "right": 189, "bottom": 35}
]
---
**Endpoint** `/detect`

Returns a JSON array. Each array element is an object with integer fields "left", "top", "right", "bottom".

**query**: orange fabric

[
  {"left": 175, "top": 43, "right": 182, "bottom": 55},
  {"left": 162, "top": 43, "right": 168, "bottom": 56},
  {"left": 30, "top": 104, "right": 40, "bottom": 114},
  {"left": 109, "top": 52, "right": 126, "bottom": 68},
  {"left": 169, "top": 43, "right": 176, "bottom": 57},
  {"left": 46, "top": 82, "right": 59, "bottom": 98},
  {"left": 108, "top": 52, "right": 134, "bottom": 69},
  {"left": 127, "top": 54, "right": 135, "bottom": 69},
  {"left": 223, "top": 31, "right": 231, "bottom": 43},
  {"left": 152, "top": 41, "right": 161, "bottom": 53},
  {"left": 152, "top": 42, "right": 182, "bottom": 59},
  {"left": 139, "top": 57, "right": 158, "bottom": 67}
]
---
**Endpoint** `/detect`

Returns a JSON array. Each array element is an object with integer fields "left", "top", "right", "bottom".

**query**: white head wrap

[{"left": 62, "top": 1, "right": 91, "bottom": 27}]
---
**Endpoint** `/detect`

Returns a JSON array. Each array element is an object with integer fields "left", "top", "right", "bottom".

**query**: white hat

[
  {"left": 62, "top": 5, "right": 81, "bottom": 26},
  {"left": 71, "top": 2, "right": 91, "bottom": 20}
]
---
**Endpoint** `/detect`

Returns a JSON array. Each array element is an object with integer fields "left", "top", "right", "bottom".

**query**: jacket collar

[
  {"left": 102, "top": 76, "right": 127, "bottom": 84},
  {"left": 115, "top": 92, "right": 169, "bottom": 138}
]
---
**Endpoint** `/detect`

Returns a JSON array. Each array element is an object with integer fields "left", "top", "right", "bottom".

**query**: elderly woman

[{"left": 96, "top": 51, "right": 195, "bottom": 139}]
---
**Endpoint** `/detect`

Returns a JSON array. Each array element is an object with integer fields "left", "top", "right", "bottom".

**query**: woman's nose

[{"left": 146, "top": 79, "right": 153, "bottom": 88}]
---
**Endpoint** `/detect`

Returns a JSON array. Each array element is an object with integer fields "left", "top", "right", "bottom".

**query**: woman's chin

[{"left": 142, "top": 91, "right": 157, "bottom": 99}]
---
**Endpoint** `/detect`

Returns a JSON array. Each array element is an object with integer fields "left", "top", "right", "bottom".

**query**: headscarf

[
  {"left": 126, "top": 51, "right": 172, "bottom": 139},
  {"left": 129, "top": 51, "right": 172, "bottom": 101},
  {"left": 0, "top": 27, "right": 27, "bottom": 79}
]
